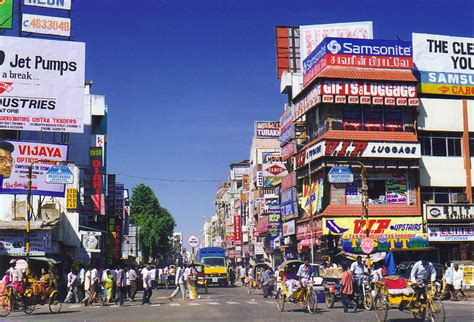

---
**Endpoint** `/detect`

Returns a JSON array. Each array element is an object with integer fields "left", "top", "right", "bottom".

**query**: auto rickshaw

[{"left": 194, "top": 263, "right": 208, "bottom": 294}]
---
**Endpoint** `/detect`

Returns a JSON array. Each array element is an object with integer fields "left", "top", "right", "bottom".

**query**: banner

[
  {"left": 0, "top": 229, "right": 52, "bottom": 256},
  {"left": 0, "top": 0, "right": 13, "bottom": 29},
  {"left": 300, "top": 21, "right": 373, "bottom": 71},
  {"left": 0, "top": 140, "right": 68, "bottom": 196},
  {"left": 0, "top": 36, "right": 85, "bottom": 132},
  {"left": 234, "top": 214, "right": 242, "bottom": 246},
  {"left": 299, "top": 174, "right": 324, "bottom": 215},
  {"left": 254, "top": 121, "right": 280, "bottom": 138},
  {"left": 323, "top": 217, "right": 423, "bottom": 238},
  {"left": 342, "top": 235, "right": 428, "bottom": 253},
  {"left": 428, "top": 225, "right": 473, "bottom": 242},
  {"left": 89, "top": 147, "right": 104, "bottom": 215},
  {"left": 413, "top": 33, "right": 474, "bottom": 96},
  {"left": 22, "top": 14, "right": 71, "bottom": 37}
]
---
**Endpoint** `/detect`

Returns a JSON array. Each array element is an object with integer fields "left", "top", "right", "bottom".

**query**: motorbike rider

[
  {"left": 350, "top": 255, "right": 368, "bottom": 298},
  {"left": 410, "top": 254, "right": 437, "bottom": 305}
]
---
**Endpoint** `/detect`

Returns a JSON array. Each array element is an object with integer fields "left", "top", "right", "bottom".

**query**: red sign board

[
  {"left": 281, "top": 173, "right": 296, "bottom": 191},
  {"left": 281, "top": 142, "right": 295, "bottom": 161},
  {"left": 266, "top": 164, "right": 285, "bottom": 176},
  {"left": 296, "top": 221, "right": 322, "bottom": 240},
  {"left": 234, "top": 214, "right": 242, "bottom": 246},
  {"left": 320, "top": 81, "right": 417, "bottom": 98}
]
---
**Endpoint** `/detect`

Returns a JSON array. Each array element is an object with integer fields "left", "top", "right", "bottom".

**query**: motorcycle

[
  {"left": 353, "top": 275, "right": 373, "bottom": 311},
  {"left": 323, "top": 277, "right": 341, "bottom": 309}
]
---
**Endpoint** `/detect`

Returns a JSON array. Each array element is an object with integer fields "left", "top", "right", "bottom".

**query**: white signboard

[
  {"left": 0, "top": 140, "right": 68, "bottom": 196},
  {"left": 22, "top": 14, "right": 71, "bottom": 37},
  {"left": 80, "top": 231, "right": 101, "bottom": 253},
  {"left": 24, "top": 0, "right": 72, "bottom": 10},
  {"left": 428, "top": 226, "right": 473, "bottom": 242},
  {"left": 262, "top": 163, "right": 288, "bottom": 177},
  {"left": 254, "top": 241, "right": 265, "bottom": 255},
  {"left": 0, "top": 230, "right": 52, "bottom": 256},
  {"left": 413, "top": 33, "right": 474, "bottom": 96},
  {"left": 425, "top": 204, "right": 474, "bottom": 221},
  {"left": 0, "top": 36, "right": 85, "bottom": 132},
  {"left": 300, "top": 21, "right": 373, "bottom": 70},
  {"left": 188, "top": 234, "right": 200, "bottom": 248},
  {"left": 45, "top": 165, "right": 74, "bottom": 184},
  {"left": 283, "top": 220, "right": 296, "bottom": 237}
]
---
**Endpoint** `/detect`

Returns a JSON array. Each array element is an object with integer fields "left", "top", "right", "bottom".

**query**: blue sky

[{"left": 73, "top": 0, "right": 473, "bottom": 244}]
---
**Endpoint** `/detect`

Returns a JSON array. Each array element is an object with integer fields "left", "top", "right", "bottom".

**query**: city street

[{"left": 5, "top": 285, "right": 474, "bottom": 321}]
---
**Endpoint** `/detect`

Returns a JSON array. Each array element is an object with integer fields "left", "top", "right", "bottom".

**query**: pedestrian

[
  {"left": 261, "top": 266, "right": 272, "bottom": 298},
  {"left": 103, "top": 269, "right": 114, "bottom": 303},
  {"left": 128, "top": 266, "right": 138, "bottom": 301},
  {"left": 65, "top": 268, "right": 79, "bottom": 303},
  {"left": 115, "top": 265, "right": 126, "bottom": 306},
  {"left": 78, "top": 265, "right": 86, "bottom": 302},
  {"left": 442, "top": 262, "right": 454, "bottom": 299},
  {"left": 239, "top": 265, "right": 246, "bottom": 286},
  {"left": 169, "top": 265, "right": 186, "bottom": 301},
  {"left": 141, "top": 264, "right": 153, "bottom": 305},
  {"left": 150, "top": 265, "right": 157, "bottom": 289},
  {"left": 163, "top": 266, "right": 169, "bottom": 289},
  {"left": 85, "top": 266, "right": 102, "bottom": 306},
  {"left": 452, "top": 264, "right": 465, "bottom": 300},
  {"left": 341, "top": 265, "right": 355, "bottom": 313}
]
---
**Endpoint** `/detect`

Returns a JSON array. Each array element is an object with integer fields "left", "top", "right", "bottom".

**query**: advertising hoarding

[
  {"left": 427, "top": 225, "right": 473, "bottom": 242},
  {"left": 323, "top": 217, "right": 423, "bottom": 238},
  {"left": 303, "top": 38, "right": 413, "bottom": 86},
  {"left": 296, "top": 221, "right": 322, "bottom": 240},
  {"left": 281, "top": 142, "right": 295, "bottom": 161},
  {"left": 234, "top": 214, "right": 242, "bottom": 246},
  {"left": 425, "top": 204, "right": 474, "bottom": 221},
  {"left": 0, "top": 0, "right": 13, "bottom": 29},
  {"left": 89, "top": 147, "right": 104, "bottom": 215},
  {"left": 342, "top": 235, "right": 428, "bottom": 253},
  {"left": 0, "top": 36, "right": 85, "bottom": 132},
  {"left": 0, "top": 229, "right": 52, "bottom": 256},
  {"left": 22, "top": 14, "right": 71, "bottom": 37},
  {"left": 66, "top": 188, "right": 77, "bottom": 209},
  {"left": 282, "top": 220, "right": 296, "bottom": 236},
  {"left": 255, "top": 121, "right": 280, "bottom": 138},
  {"left": 413, "top": 33, "right": 474, "bottom": 96},
  {"left": 24, "top": 0, "right": 72, "bottom": 10},
  {"left": 262, "top": 163, "right": 288, "bottom": 177},
  {"left": 300, "top": 21, "right": 373, "bottom": 69},
  {"left": 0, "top": 140, "right": 68, "bottom": 196}
]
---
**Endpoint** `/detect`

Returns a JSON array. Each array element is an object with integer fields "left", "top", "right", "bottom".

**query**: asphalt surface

[{"left": 4, "top": 284, "right": 473, "bottom": 321}]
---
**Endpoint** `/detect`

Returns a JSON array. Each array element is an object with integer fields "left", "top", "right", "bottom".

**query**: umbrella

[{"left": 385, "top": 251, "right": 396, "bottom": 275}]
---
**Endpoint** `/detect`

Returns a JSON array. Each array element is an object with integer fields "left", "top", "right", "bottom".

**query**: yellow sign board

[
  {"left": 421, "top": 83, "right": 474, "bottom": 97},
  {"left": 66, "top": 188, "right": 77, "bottom": 209},
  {"left": 323, "top": 216, "right": 423, "bottom": 237}
]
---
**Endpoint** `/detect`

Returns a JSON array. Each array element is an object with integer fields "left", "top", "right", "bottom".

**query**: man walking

[
  {"left": 65, "top": 268, "right": 79, "bottom": 303},
  {"left": 169, "top": 265, "right": 187, "bottom": 301},
  {"left": 453, "top": 264, "right": 465, "bottom": 300},
  {"left": 341, "top": 265, "right": 355, "bottom": 313},
  {"left": 128, "top": 267, "right": 138, "bottom": 301},
  {"left": 239, "top": 265, "right": 246, "bottom": 286},
  {"left": 115, "top": 266, "right": 126, "bottom": 306},
  {"left": 141, "top": 264, "right": 153, "bottom": 305}
]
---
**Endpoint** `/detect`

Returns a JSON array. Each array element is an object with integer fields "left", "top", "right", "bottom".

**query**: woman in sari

[{"left": 102, "top": 269, "right": 114, "bottom": 303}]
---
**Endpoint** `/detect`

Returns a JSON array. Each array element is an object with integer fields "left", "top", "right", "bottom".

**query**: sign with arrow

[
  {"left": 45, "top": 165, "right": 74, "bottom": 184},
  {"left": 328, "top": 166, "right": 353, "bottom": 183}
]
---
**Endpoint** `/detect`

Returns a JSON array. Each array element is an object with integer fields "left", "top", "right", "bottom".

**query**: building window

[
  {"left": 419, "top": 131, "right": 462, "bottom": 157},
  {"left": 421, "top": 187, "right": 465, "bottom": 204}
]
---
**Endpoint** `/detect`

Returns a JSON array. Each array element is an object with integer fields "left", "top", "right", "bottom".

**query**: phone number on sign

[{"left": 26, "top": 18, "right": 70, "bottom": 32}]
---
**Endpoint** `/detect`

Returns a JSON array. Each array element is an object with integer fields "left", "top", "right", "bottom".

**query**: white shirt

[
  {"left": 141, "top": 268, "right": 151, "bottom": 288},
  {"left": 150, "top": 268, "right": 156, "bottom": 280},
  {"left": 175, "top": 267, "right": 184, "bottom": 285},
  {"left": 453, "top": 268, "right": 464, "bottom": 289},
  {"left": 90, "top": 268, "right": 99, "bottom": 283},
  {"left": 128, "top": 268, "right": 138, "bottom": 281},
  {"left": 126, "top": 271, "right": 131, "bottom": 286},
  {"left": 350, "top": 261, "right": 367, "bottom": 275},
  {"left": 410, "top": 261, "right": 436, "bottom": 283},
  {"left": 67, "top": 272, "right": 77, "bottom": 288},
  {"left": 239, "top": 267, "right": 246, "bottom": 277},
  {"left": 78, "top": 268, "right": 86, "bottom": 284}
]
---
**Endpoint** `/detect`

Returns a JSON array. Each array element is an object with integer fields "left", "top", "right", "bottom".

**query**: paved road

[{"left": 5, "top": 284, "right": 473, "bottom": 321}]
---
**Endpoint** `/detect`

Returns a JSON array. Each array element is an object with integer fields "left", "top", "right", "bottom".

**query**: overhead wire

[{"left": 115, "top": 173, "right": 223, "bottom": 183}]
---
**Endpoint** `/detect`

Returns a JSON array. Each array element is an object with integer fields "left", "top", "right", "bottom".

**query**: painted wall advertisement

[
  {"left": 0, "top": 229, "right": 52, "bottom": 256},
  {"left": 323, "top": 217, "right": 423, "bottom": 238},
  {"left": 428, "top": 225, "right": 473, "bottom": 242},
  {"left": 300, "top": 21, "right": 373, "bottom": 70},
  {"left": 0, "top": 36, "right": 85, "bottom": 132},
  {"left": 0, "top": 140, "right": 68, "bottom": 196},
  {"left": 413, "top": 33, "right": 474, "bottom": 96}
]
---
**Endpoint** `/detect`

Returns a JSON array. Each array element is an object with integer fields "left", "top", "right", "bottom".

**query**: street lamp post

[{"left": 26, "top": 159, "right": 74, "bottom": 260}]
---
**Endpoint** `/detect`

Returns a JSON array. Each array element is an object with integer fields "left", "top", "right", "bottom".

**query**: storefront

[{"left": 425, "top": 204, "right": 474, "bottom": 262}]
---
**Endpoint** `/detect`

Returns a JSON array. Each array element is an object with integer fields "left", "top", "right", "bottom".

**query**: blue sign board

[
  {"left": 303, "top": 37, "right": 413, "bottom": 75},
  {"left": 328, "top": 166, "right": 354, "bottom": 184},
  {"left": 45, "top": 165, "right": 74, "bottom": 184},
  {"left": 279, "top": 123, "right": 294, "bottom": 147}
]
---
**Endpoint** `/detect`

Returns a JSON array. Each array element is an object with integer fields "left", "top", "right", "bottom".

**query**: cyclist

[
  {"left": 296, "top": 259, "right": 315, "bottom": 288},
  {"left": 410, "top": 254, "right": 436, "bottom": 305}
]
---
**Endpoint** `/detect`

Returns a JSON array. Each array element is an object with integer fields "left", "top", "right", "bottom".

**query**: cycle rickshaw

[
  {"left": 374, "top": 276, "right": 445, "bottom": 322},
  {"left": 247, "top": 263, "right": 268, "bottom": 294}
]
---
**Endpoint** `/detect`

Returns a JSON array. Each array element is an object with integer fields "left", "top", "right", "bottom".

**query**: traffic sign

[
  {"left": 328, "top": 166, "right": 353, "bottom": 183},
  {"left": 45, "top": 165, "right": 74, "bottom": 184},
  {"left": 188, "top": 235, "right": 200, "bottom": 248}
]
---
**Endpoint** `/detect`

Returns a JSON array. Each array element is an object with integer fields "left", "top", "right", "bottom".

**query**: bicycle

[{"left": 276, "top": 281, "right": 318, "bottom": 314}]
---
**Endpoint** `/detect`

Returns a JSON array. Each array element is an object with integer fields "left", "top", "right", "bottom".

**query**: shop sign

[
  {"left": 234, "top": 214, "right": 242, "bottom": 246},
  {"left": 255, "top": 121, "right": 280, "bottom": 138},
  {"left": 280, "top": 123, "right": 294, "bottom": 146},
  {"left": 90, "top": 147, "right": 104, "bottom": 215},
  {"left": 425, "top": 204, "right": 474, "bottom": 221},
  {"left": 294, "top": 149, "right": 306, "bottom": 169},
  {"left": 280, "top": 201, "right": 298, "bottom": 220},
  {"left": 321, "top": 80, "right": 417, "bottom": 98},
  {"left": 262, "top": 163, "right": 288, "bottom": 177},
  {"left": 254, "top": 242, "right": 265, "bottom": 255},
  {"left": 265, "top": 198, "right": 280, "bottom": 214},
  {"left": 256, "top": 171, "right": 263, "bottom": 187},
  {"left": 80, "top": 231, "right": 101, "bottom": 253},
  {"left": 0, "top": 140, "right": 68, "bottom": 196},
  {"left": 413, "top": 33, "right": 474, "bottom": 97},
  {"left": 304, "top": 38, "right": 413, "bottom": 86},
  {"left": 360, "top": 237, "right": 375, "bottom": 254},
  {"left": 256, "top": 215, "right": 269, "bottom": 234},
  {"left": 296, "top": 221, "right": 322, "bottom": 240},
  {"left": 268, "top": 213, "right": 281, "bottom": 238},
  {"left": 328, "top": 166, "right": 354, "bottom": 183},
  {"left": 242, "top": 174, "right": 250, "bottom": 191},
  {"left": 66, "top": 188, "right": 77, "bottom": 209},
  {"left": 22, "top": 13, "right": 71, "bottom": 37},
  {"left": 280, "top": 105, "right": 294, "bottom": 127},
  {"left": 231, "top": 165, "right": 249, "bottom": 180},
  {"left": 428, "top": 225, "right": 474, "bottom": 242},
  {"left": 294, "top": 83, "right": 322, "bottom": 120},
  {"left": 0, "top": 229, "right": 52, "bottom": 256},
  {"left": 0, "top": 0, "right": 13, "bottom": 29},
  {"left": 281, "top": 172, "right": 296, "bottom": 191},
  {"left": 24, "top": 0, "right": 72, "bottom": 10},
  {"left": 281, "top": 142, "right": 295, "bottom": 161},
  {"left": 299, "top": 21, "right": 373, "bottom": 71},
  {"left": 262, "top": 152, "right": 282, "bottom": 164},
  {"left": 342, "top": 235, "right": 428, "bottom": 253},
  {"left": 323, "top": 217, "right": 423, "bottom": 238},
  {"left": 283, "top": 220, "right": 296, "bottom": 236},
  {"left": 45, "top": 165, "right": 74, "bottom": 184},
  {"left": 280, "top": 187, "right": 295, "bottom": 204}
]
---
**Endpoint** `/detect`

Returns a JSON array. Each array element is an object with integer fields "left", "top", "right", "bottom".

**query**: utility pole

[{"left": 308, "top": 161, "right": 314, "bottom": 264}]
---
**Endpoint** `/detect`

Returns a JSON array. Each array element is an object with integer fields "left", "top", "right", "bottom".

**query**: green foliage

[{"left": 130, "top": 184, "right": 176, "bottom": 262}]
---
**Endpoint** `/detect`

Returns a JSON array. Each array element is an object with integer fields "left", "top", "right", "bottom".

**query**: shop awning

[
  {"left": 316, "top": 204, "right": 421, "bottom": 218},
  {"left": 297, "top": 238, "right": 320, "bottom": 253}
]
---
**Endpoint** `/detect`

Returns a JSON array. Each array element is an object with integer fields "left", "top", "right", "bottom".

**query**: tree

[{"left": 130, "top": 184, "right": 176, "bottom": 263}]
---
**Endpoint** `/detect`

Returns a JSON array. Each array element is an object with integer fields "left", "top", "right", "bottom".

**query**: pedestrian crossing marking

[
  {"left": 188, "top": 302, "right": 200, "bottom": 306},
  {"left": 169, "top": 303, "right": 181, "bottom": 306},
  {"left": 150, "top": 304, "right": 161, "bottom": 307},
  {"left": 226, "top": 301, "right": 240, "bottom": 304},
  {"left": 208, "top": 302, "right": 220, "bottom": 305},
  {"left": 245, "top": 301, "right": 258, "bottom": 305}
]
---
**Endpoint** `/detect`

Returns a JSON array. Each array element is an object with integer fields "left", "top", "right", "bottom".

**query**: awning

[{"left": 297, "top": 238, "right": 320, "bottom": 253}]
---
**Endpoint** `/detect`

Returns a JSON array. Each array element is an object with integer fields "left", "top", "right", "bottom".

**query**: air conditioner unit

[{"left": 450, "top": 193, "right": 468, "bottom": 204}]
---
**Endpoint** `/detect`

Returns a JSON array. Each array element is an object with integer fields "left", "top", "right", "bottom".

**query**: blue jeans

[{"left": 142, "top": 287, "right": 152, "bottom": 304}]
